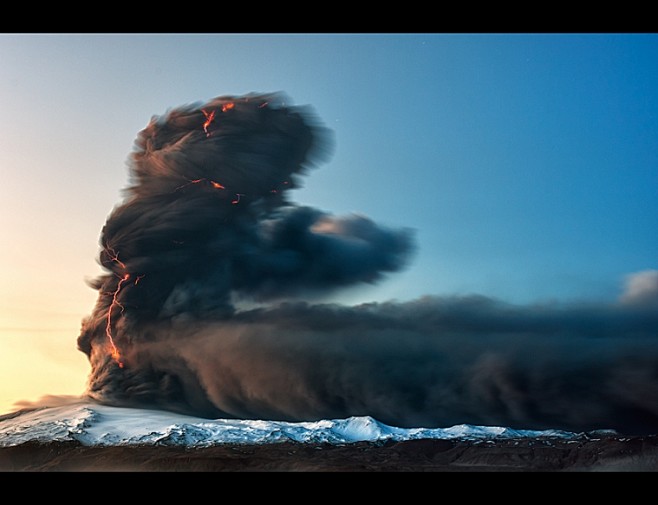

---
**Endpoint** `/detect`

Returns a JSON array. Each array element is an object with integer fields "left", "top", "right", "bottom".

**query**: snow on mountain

[{"left": 0, "top": 401, "right": 584, "bottom": 448}]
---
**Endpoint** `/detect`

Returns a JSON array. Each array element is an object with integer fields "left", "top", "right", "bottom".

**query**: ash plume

[{"left": 78, "top": 92, "right": 658, "bottom": 435}]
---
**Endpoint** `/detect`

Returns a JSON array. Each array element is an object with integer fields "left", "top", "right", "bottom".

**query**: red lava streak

[
  {"left": 201, "top": 109, "right": 215, "bottom": 137},
  {"left": 202, "top": 103, "right": 233, "bottom": 137},
  {"left": 175, "top": 178, "right": 226, "bottom": 192},
  {"left": 105, "top": 273, "right": 130, "bottom": 368},
  {"left": 106, "top": 246, "right": 126, "bottom": 270},
  {"left": 102, "top": 246, "right": 146, "bottom": 368}
]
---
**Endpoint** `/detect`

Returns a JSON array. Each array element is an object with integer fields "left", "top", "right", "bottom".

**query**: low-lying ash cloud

[{"left": 78, "top": 92, "right": 658, "bottom": 435}]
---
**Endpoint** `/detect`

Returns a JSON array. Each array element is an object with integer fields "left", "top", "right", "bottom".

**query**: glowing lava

[
  {"left": 106, "top": 246, "right": 126, "bottom": 270},
  {"left": 102, "top": 246, "right": 145, "bottom": 369},
  {"left": 202, "top": 109, "right": 215, "bottom": 137},
  {"left": 175, "top": 178, "right": 225, "bottom": 192},
  {"left": 201, "top": 103, "right": 234, "bottom": 137},
  {"left": 105, "top": 273, "right": 129, "bottom": 368}
]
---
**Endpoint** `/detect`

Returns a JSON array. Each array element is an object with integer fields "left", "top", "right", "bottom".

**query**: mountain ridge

[{"left": 0, "top": 401, "right": 595, "bottom": 448}]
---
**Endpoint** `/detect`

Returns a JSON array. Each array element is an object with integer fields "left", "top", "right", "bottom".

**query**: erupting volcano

[{"left": 77, "top": 92, "right": 658, "bottom": 435}]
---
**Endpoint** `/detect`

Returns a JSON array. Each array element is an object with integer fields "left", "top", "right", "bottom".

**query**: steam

[
  {"left": 620, "top": 270, "right": 658, "bottom": 308},
  {"left": 78, "top": 93, "right": 658, "bottom": 435}
]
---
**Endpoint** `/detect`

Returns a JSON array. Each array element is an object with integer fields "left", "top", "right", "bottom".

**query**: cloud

[
  {"left": 76, "top": 93, "right": 658, "bottom": 436},
  {"left": 619, "top": 270, "right": 658, "bottom": 308}
]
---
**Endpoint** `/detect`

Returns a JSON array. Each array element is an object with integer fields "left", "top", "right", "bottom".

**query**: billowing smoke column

[{"left": 78, "top": 93, "right": 658, "bottom": 435}]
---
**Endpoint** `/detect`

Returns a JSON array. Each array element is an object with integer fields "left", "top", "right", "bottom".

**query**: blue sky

[{"left": 0, "top": 33, "right": 656, "bottom": 412}]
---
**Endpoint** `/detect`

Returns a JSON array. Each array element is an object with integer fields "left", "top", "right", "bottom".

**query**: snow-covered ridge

[{"left": 0, "top": 402, "right": 586, "bottom": 448}]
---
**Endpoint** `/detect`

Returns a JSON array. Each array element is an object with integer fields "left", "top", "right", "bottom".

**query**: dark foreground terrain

[{"left": 2, "top": 435, "right": 658, "bottom": 471}]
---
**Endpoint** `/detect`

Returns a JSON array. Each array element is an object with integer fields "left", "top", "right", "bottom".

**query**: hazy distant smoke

[
  {"left": 78, "top": 93, "right": 658, "bottom": 435},
  {"left": 619, "top": 270, "right": 658, "bottom": 308}
]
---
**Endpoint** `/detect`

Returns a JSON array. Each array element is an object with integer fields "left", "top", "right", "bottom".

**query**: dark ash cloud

[{"left": 77, "top": 93, "right": 658, "bottom": 435}]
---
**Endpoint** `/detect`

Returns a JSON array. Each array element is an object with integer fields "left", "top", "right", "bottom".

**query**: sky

[{"left": 0, "top": 33, "right": 656, "bottom": 416}]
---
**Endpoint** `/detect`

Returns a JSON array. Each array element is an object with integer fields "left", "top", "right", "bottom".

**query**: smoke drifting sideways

[{"left": 78, "top": 93, "right": 658, "bottom": 436}]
